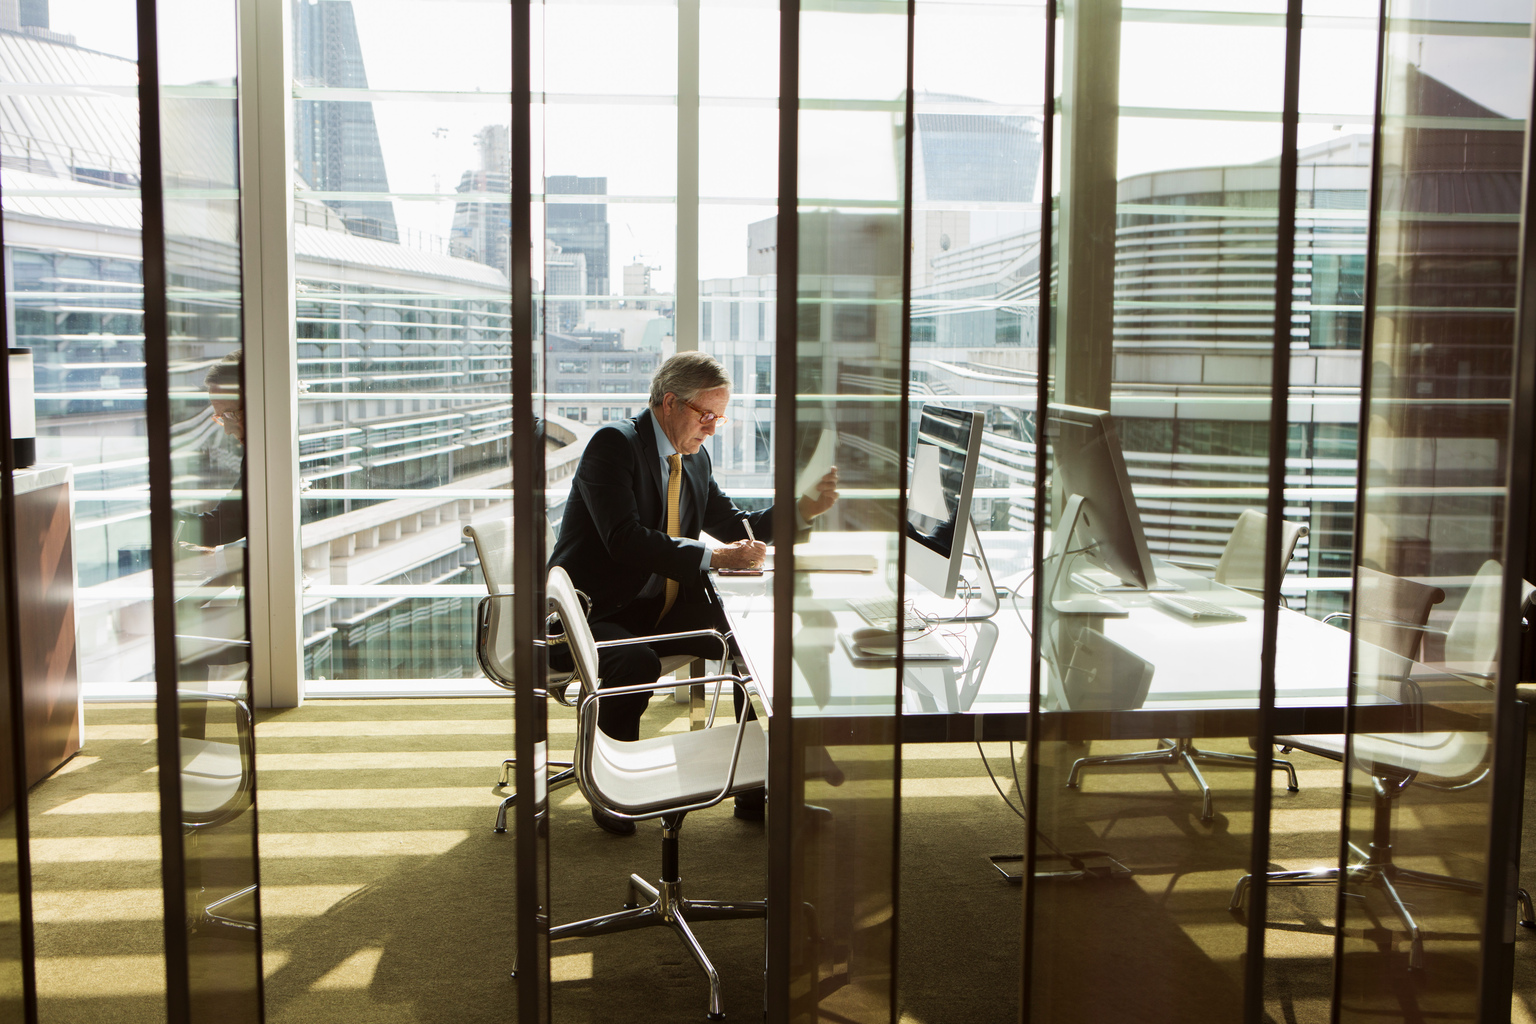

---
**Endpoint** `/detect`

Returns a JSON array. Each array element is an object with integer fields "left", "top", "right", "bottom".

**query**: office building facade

[
  {"left": 543, "top": 174, "right": 610, "bottom": 300},
  {"left": 292, "top": 0, "right": 399, "bottom": 243}
]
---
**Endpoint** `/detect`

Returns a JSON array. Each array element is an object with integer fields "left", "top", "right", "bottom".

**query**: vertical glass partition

[
  {"left": 771, "top": 0, "right": 908, "bottom": 1017},
  {"left": 1337, "top": 4, "right": 1532, "bottom": 1020},
  {"left": 1256, "top": 5, "right": 1380, "bottom": 1019},
  {"left": 0, "top": 5, "right": 170, "bottom": 1020},
  {"left": 0, "top": 461, "right": 25, "bottom": 1024},
  {"left": 1028, "top": 0, "right": 1300, "bottom": 1019},
  {"left": 895, "top": 1, "right": 1046, "bottom": 1020},
  {"left": 699, "top": 0, "right": 779, "bottom": 493},
  {"left": 144, "top": 0, "right": 262, "bottom": 1017},
  {"left": 1, "top": 1, "right": 154, "bottom": 707}
]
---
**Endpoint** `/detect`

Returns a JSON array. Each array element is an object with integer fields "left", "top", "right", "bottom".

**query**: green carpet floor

[{"left": 20, "top": 698, "right": 1536, "bottom": 1023}]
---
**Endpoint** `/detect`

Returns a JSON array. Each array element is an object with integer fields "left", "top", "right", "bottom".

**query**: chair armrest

[
  {"left": 580, "top": 672, "right": 745, "bottom": 700},
  {"left": 475, "top": 595, "right": 586, "bottom": 704},
  {"left": 474, "top": 596, "right": 510, "bottom": 689},
  {"left": 177, "top": 689, "right": 252, "bottom": 720},
  {"left": 1163, "top": 558, "right": 1215, "bottom": 572},
  {"left": 593, "top": 627, "right": 733, "bottom": 665},
  {"left": 1353, "top": 615, "right": 1450, "bottom": 636},
  {"left": 176, "top": 690, "right": 255, "bottom": 831}
]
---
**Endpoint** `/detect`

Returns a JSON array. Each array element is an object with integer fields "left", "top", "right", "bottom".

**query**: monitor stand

[
  {"left": 912, "top": 515, "right": 1001, "bottom": 623},
  {"left": 1042, "top": 494, "right": 1130, "bottom": 616}
]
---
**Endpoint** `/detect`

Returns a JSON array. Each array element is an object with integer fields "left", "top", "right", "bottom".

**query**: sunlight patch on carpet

[
  {"left": 34, "top": 954, "right": 166, "bottom": 996},
  {"left": 551, "top": 952, "right": 594, "bottom": 981},
  {"left": 259, "top": 831, "right": 470, "bottom": 857},
  {"left": 312, "top": 946, "right": 385, "bottom": 989},
  {"left": 32, "top": 888, "right": 162, "bottom": 921}
]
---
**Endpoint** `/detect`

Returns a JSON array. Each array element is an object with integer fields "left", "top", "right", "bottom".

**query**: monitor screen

[{"left": 904, "top": 405, "right": 983, "bottom": 600}]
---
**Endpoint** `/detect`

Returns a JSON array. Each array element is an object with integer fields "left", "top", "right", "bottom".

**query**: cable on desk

[{"left": 1039, "top": 543, "right": 1095, "bottom": 668}]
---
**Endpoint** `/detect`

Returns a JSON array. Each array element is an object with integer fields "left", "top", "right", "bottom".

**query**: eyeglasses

[{"left": 679, "top": 396, "right": 729, "bottom": 427}]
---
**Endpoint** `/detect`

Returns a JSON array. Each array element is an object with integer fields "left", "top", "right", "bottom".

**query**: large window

[{"left": 288, "top": 0, "right": 515, "bottom": 692}]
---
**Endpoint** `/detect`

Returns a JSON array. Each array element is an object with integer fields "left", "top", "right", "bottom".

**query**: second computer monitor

[
  {"left": 1048, "top": 404, "right": 1156, "bottom": 590},
  {"left": 905, "top": 405, "right": 984, "bottom": 601}
]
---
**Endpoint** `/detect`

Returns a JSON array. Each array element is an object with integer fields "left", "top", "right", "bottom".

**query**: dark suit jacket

[{"left": 550, "top": 408, "right": 774, "bottom": 620}]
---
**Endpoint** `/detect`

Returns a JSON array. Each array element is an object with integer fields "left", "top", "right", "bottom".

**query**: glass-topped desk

[{"left": 713, "top": 531, "right": 1370, "bottom": 742}]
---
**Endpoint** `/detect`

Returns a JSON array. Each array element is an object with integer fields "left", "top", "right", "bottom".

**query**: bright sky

[{"left": 45, "top": 0, "right": 1535, "bottom": 289}]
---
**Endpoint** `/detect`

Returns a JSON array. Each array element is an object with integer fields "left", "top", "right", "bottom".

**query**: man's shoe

[
  {"left": 591, "top": 805, "right": 636, "bottom": 836},
  {"left": 733, "top": 789, "right": 766, "bottom": 822}
]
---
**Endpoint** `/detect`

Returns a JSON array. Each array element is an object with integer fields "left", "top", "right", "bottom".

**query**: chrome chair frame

[
  {"left": 520, "top": 567, "right": 765, "bottom": 1020},
  {"left": 1066, "top": 736, "right": 1297, "bottom": 823},
  {"left": 1228, "top": 733, "right": 1492, "bottom": 970},
  {"left": 178, "top": 689, "right": 260, "bottom": 939},
  {"left": 478, "top": 586, "right": 732, "bottom": 832},
  {"left": 533, "top": 673, "right": 763, "bottom": 1021}
]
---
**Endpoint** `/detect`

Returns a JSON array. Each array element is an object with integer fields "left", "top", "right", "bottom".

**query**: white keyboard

[
  {"left": 1149, "top": 593, "right": 1246, "bottom": 621},
  {"left": 849, "top": 595, "right": 926, "bottom": 632}
]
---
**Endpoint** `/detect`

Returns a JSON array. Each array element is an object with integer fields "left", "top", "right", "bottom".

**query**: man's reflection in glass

[
  {"left": 181, "top": 351, "right": 247, "bottom": 550},
  {"left": 175, "top": 350, "right": 249, "bottom": 686}
]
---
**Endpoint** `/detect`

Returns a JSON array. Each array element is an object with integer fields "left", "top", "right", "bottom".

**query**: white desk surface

[{"left": 713, "top": 531, "right": 1357, "bottom": 726}]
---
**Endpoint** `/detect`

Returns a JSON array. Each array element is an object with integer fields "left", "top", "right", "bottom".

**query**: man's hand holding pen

[
  {"left": 712, "top": 538, "right": 767, "bottom": 570},
  {"left": 711, "top": 467, "right": 839, "bottom": 571}
]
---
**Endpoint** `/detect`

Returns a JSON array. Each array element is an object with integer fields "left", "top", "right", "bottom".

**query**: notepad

[{"left": 764, "top": 551, "right": 877, "bottom": 573}]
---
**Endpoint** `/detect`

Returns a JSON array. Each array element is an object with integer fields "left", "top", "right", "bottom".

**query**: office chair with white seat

[
  {"left": 179, "top": 688, "right": 259, "bottom": 939},
  {"left": 466, "top": 518, "right": 697, "bottom": 832},
  {"left": 1066, "top": 509, "right": 1307, "bottom": 820},
  {"left": 1230, "top": 561, "right": 1534, "bottom": 968},
  {"left": 520, "top": 566, "right": 766, "bottom": 1021},
  {"left": 1165, "top": 508, "right": 1309, "bottom": 601}
]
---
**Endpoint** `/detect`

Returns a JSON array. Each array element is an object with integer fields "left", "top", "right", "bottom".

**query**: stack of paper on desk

[{"left": 764, "top": 550, "right": 877, "bottom": 573}]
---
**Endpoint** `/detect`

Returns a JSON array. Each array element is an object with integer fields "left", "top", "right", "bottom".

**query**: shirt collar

[{"left": 649, "top": 409, "right": 680, "bottom": 461}]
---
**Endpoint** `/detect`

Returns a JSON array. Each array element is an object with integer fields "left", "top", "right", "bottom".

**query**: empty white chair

[
  {"left": 1067, "top": 509, "right": 1307, "bottom": 819},
  {"left": 1230, "top": 561, "right": 1530, "bottom": 969}
]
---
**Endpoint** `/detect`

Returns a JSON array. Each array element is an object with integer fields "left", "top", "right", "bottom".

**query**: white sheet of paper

[
  {"left": 909, "top": 442, "right": 950, "bottom": 520},
  {"left": 795, "top": 427, "right": 837, "bottom": 500}
]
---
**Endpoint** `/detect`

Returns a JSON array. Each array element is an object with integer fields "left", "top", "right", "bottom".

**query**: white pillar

[{"left": 239, "top": 0, "right": 304, "bottom": 707}]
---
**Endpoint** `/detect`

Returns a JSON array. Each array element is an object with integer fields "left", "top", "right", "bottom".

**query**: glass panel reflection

[
  {"left": 0, "top": 610, "right": 21, "bottom": 1024},
  {"left": 1030, "top": 1, "right": 1295, "bottom": 1018},
  {"left": 896, "top": 0, "right": 1047, "bottom": 1014},
  {"left": 1258, "top": 5, "right": 1378, "bottom": 1019},
  {"left": 0, "top": 3, "right": 169, "bottom": 1020},
  {"left": 1338, "top": 4, "right": 1531, "bottom": 1020},
  {"left": 155, "top": 0, "right": 261, "bottom": 1017},
  {"left": 775, "top": 4, "right": 908, "bottom": 1018}
]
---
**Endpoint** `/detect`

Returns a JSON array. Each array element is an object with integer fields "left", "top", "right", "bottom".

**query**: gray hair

[
  {"left": 649, "top": 351, "right": 731, "bottom": 409},
  {"left": 204, "top": 350, "right": 242, "bottom": 393}
]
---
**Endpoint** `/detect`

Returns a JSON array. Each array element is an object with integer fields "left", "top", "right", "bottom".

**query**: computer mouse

[{"left": 849, "top": 626, "right": 901, "bottom": 653}]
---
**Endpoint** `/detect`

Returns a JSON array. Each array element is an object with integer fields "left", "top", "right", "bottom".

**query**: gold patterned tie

[{"left": 658, "top": 452, "right": 683, "bottom": 623}]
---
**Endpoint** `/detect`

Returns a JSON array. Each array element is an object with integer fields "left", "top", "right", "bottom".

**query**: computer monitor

[
  {"left": 904, "top": 405, "right": 994, "bottom": 614},
  {"left": 1045, "top": 404, "right": 1156, "bottom": 614}
]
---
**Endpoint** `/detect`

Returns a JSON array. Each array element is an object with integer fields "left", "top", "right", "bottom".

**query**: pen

[{"left": 739, "top": 511, "right": 755, "bottom": 544}]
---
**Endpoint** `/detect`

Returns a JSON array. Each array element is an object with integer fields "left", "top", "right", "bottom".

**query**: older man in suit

[{"left": 550, "top": 351, "right": 837, "bottom": 832}]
